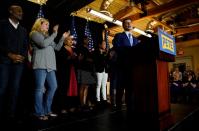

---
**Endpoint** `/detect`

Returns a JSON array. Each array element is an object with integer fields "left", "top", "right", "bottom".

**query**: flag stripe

[
  {"left": 105, "top": 30, "right": 109, "bottom": 50},
  {"left": 70, "top": 16, "right": 78, "bottom": 47},
  {"left": 37, "top": 5, "right": 44, "bottom": 18},
  {"left": 84, "top": 21, "right": 94, "bottom": 52}
]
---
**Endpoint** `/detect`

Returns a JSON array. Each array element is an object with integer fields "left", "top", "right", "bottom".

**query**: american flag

[
  {"left": 104, "top": 24, "right": 109, "bottom": 50},
  {"left": 104, "top": 30, "right": 109, "bottom": 50},
  {"left": 70, "top": 16, "right": 78, "bottom": 46},
  {"left": 37, "top": 5, "right": 44, "bottom": 18},
  {"left": 84, "top": 21, "right": 94, "bottom": 52}
]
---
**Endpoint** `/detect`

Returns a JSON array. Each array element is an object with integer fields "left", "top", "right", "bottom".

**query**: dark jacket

[
  {"left": 0, "top": 19, "right": 28, "bottom": 64},
  {"left": 112, "top": 32, "right": 139, "bottom": 68},
  {"left": 93, "top": 48, "right": 109, "bottom": 73}
]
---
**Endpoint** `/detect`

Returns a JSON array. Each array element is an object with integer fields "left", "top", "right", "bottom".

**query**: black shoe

[
  {"left": 103, "top": 100, "right": 110, "bottom": 106},
  {"left": 95, "top": 101, "right": 101, "bottom": 108},
  {"left": 115, "top": 104, "right": 122, "bottom": 110}
]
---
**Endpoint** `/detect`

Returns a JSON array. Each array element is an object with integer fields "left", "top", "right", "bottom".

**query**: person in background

[
  {"left": 55, "top": 35, "right": 79, "bottom": 114},
  {"left": 93, "top": 40, "right": 109, "bottom": 108},
  {"left": 182, "top": 72, "right": 197, "bottom": 103},
  {"left": 76, "top": 36, "right": 96, "bottom": 111},
  {"left": 183, "top": 66, "right": 195, "bottom": 82},
  {"left": 111, "top": 18, "right": 139, "bottom": 110},
  {"left": 108, "top": 46, "right": 117, "bottom": 107},
  {"left": 0, "top": 5, "right": 28, "bottom": 122},
  {"left": 170, "top": 67, "right": 183, "bottom": 103},
  {"left": 29, "top": 18, "right": 69, "bottom": 120},
  {"left": 173, "top": 67, "right": 182, "bottom": 81}
]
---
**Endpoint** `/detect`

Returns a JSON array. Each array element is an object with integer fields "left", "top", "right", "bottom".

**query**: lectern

[{"left": 125, "top": 33, "right": 175, "bottom": 131}]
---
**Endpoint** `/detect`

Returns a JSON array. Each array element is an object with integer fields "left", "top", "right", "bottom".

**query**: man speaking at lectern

[{"left": 110, "top": 18, "right": 139, "bottom": 110}]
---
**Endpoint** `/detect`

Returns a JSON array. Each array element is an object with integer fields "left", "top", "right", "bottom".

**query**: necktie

[{"left": 128, "top": 33, "right": 133, "bottom": 46}]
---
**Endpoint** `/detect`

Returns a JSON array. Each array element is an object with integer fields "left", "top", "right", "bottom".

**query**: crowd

[
  {"left": 170, "top": 66, "right": 199, "bottom": 104},
  {"left": 0, "top": 4, "right": 139, "bottom": 124}
]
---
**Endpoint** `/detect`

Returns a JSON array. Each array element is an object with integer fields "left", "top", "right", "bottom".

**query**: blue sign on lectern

[{"left": 158, "top": 28, "right": 176, "bottom": 56}]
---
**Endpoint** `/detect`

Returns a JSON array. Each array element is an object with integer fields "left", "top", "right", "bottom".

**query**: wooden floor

[
  {"left": 1, "top": 103, "right": 199, "bottom": 131},
  {"left": 169, "top": 103, "right": 199, "bottom": 131}
]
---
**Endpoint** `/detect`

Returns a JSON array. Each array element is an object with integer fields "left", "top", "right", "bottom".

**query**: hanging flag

[
  {"left": 70, "top": 16, "right": 78, "bottom": 47},
  {"left": 104, "top": 30, "right": 109, "bottom": 50},
  {"left": 104, "top": 24, "right": 109, "bottom": 50},
  {"left": 84, "top": 21, "right": 94, "bottom": 52},
  {"left": 37, "top": 5, "right": 44, "bottom": 18}
]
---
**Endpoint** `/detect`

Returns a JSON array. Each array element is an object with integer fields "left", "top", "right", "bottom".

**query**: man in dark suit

[
  {"left": 110, "top": 18, "right": 139, "bottom": 110},
  {"left": 0, "top": 5, "right": 28, "bottom": 122}
]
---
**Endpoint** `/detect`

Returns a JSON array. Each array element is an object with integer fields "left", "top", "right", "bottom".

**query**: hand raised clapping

[
  {"left": 53, "top": 24, "right": 59, "bottom": 33},
  {"left": 63, "top": 30, "right": 70, "bottom": 39}
]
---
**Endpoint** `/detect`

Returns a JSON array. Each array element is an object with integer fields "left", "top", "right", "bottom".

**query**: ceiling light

[
  {"left": 87, "top": 8, "right": 151, "bottom": 38},
  {"left": 27, "top": 0, "right": 48, "bottom": 5},
  {"left": 87, "top": 8, "right": 122, "bottom": 26},
  {"left": 133, "top": 28, "right": 152, "bottom": 38}
]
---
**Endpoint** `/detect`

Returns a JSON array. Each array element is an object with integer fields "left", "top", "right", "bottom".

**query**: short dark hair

[
  {"left": 8, "top": 4, "right": 21, "bottom": 11},
  {"left": 122, "top": 18, "right": 132, "bottom": 26}
]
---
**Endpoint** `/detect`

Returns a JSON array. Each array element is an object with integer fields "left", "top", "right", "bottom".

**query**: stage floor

[{"left": 1, "top": 103, "right": 199, "bottom": 131}]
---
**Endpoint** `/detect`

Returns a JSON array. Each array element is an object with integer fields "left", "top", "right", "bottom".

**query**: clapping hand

[
  {"left": 53, "top": 24, "right": 59, "bottom": 33},
  {"left": 63, "top": 30, "right": 70, "bottom": 39}
]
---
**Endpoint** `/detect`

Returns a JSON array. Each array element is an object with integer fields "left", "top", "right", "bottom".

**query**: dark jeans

[
  {"left": 109, "top": 61, "right": 129, "bottom": 108},
  {"left": 109, "top": 70, "right": 118, "bottom": 106},
  {"left": 115, "top": 67, "right": 133, "bottom": 110},
  {"left": 115, "top": 72, "right": 126, "bottom": 108},
  {"left": 0, "top": 63, "right": 24, "bottom": 119}
]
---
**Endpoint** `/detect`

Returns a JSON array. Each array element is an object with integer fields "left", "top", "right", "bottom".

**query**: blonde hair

[
  {"left": 29, "top": 18, "right": 49, "bottom": 37},
  {"left": 64, "top": 35, "right": 74, "bottom": 46}
]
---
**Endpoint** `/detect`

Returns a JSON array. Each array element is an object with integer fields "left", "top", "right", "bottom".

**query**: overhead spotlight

[
  {"left": 132, "top": 27, "right": 152, "bottom": 38},
  {"left": 100, "top": 10, "right": 113, "bottom": 17},
  {"left": 27, "top": 0, "right": 48, "bottom": 5}
]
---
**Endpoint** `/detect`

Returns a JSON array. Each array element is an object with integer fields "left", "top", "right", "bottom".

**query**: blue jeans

[
  {"left": 0, "top": 63, "right": 24, "bottom": 118},
  {"left": 33, "top": 69, "right": 57, "bottom": 116}
]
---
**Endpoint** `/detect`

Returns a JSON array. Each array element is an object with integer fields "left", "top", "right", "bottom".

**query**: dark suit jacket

[
  {"left": 112, "top": 32, "right": 139, "bottom": 68},
  {"left": 112, "top": 32, "right": 138, "bottom": 47}
]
